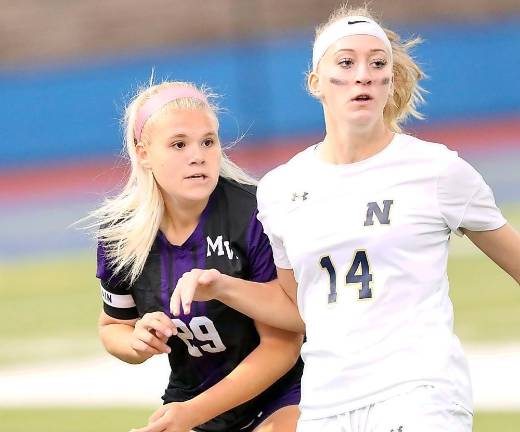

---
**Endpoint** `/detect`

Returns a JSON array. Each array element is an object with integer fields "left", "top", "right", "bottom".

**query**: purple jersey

[{"left": 97, "top": 177, "right": 302, "bottom": 432}]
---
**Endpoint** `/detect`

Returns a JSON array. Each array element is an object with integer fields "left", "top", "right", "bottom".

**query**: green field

[
  {"left": 0, "top": 206, "right": 518, "bottom": 430},
  {"left": 0, "top": 251, "right": 102, "bottom": 366},
  {"left": 0, "top": 408, "right": 153, "bottom": 432},
  {"left": 1, "top": 245, "right": 518, "bottom": 366},
  {"left": 1, "top": 206, "right": 518, "bottom": 366},
  {"left": 0, "top": 408, "right": 518, "bottom": 432},
  {"left": 449, "top": 205, "right": 520, "bottom": 341}
]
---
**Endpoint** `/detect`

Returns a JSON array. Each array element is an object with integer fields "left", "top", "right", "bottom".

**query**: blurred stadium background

[{"left": 0, "top": 0, "right": 519, "bottom": 430}]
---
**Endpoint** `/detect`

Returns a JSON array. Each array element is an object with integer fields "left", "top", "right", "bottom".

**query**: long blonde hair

[
  {"left": 309, "top": 3, "right": 426, "bottom": 133},
  {"left": 86, "top": 81, "right": 256, "bottom": 284}
]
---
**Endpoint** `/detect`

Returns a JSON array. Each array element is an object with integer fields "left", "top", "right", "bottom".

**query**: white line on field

[{"left": 0, "top": 344, "right": 519, "bottom": 410}]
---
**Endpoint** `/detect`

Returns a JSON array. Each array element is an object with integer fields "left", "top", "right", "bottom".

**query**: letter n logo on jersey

[{"left": 364, "top": 200, "right": 393, "bottom": 226}]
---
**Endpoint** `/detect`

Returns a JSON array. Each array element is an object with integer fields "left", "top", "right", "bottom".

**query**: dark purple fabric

[
  {"left": 246, "top": 210, "right": 276, "bottom": 283},
  {"left": 189, "top": 195, "right": 212, "bottom": 317},
  {"left": 158, "top": 237, "right": 171, "bottom": 316},
  {"left": 96, "top": 242, "right": 126, "bottom": 286},
  {"left": 248, "top": 381, "right": 301, "bottom": 431},
  {"left": 96, "top": 243, "right": 109, "bottom": 280},
  {"left": 193, "top": 240, "right": 208, "bottom": 316},
  {"left": 157, "top": 194, "right": 214, "bottom": 317}
]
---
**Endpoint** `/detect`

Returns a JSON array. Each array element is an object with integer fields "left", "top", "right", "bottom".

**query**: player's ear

[
  {"left": 135, "top": 142, "right": 151, "bottom": 169},
  {"left": 308, "top": 70, "right": 322, "bottom": 98}
]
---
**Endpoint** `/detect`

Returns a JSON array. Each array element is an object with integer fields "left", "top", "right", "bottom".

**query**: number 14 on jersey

[{"left": 319, "top": 250, "right": 373, "bottom": 303}]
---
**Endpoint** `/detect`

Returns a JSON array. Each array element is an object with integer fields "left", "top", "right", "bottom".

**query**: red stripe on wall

[
  {"left": 0, "top": 160, "right": 129, "bottom": 203},
  {"left": 411, "top": 116, "right": 520, "bottom": 152},
  {"left": 1, "top": 117, "right": 518, "bottom": 203}
]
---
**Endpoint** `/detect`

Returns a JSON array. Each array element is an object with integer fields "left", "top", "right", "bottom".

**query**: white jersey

[{"left": 257, "top": 133, "right": 506, "bottom": 420}]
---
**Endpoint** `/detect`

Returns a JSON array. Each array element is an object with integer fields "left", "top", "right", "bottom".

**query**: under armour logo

[
  {"left": 348, "top": 20, "right": 368, "bottom": 25},
  {"left": 291, "top": 192, "right": 309, "bottom": 201},
  {"left": 390, "top": 427, "right": 404, "bottom": 432}
]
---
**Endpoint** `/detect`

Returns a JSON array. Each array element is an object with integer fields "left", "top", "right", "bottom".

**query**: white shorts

[{"left": 296, "top": 385, "right": 473, "bottom": 432}]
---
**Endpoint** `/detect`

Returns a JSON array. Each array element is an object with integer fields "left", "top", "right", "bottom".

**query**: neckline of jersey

[
  {"left": 309, "top": 132, "right": 402, "bottom": 172},
  {"left": 156, "top": 186, "right": 218, "bottom": 250}
]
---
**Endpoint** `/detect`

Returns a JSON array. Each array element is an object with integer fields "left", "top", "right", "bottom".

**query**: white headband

[{"left": 312, "top": 16, "right": 392, "bottom": 70}]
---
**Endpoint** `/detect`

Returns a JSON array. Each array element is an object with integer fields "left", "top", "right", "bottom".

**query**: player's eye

[
  {"left": 338, "top": 58, "right": 354, "bottom": 68},
  {"left": 371, "top": 58, "right": 388, "bottom": 69},
  {"left": 202, "top": 138, "right": 215, "bottom": 147},
  {"left": 172, "top": 141, "right": 186, "bottom": 149}
]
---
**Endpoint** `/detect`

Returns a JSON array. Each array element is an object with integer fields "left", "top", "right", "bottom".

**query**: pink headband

[{"left": 134, "top": 86, "right": 208, "bottom": 142}]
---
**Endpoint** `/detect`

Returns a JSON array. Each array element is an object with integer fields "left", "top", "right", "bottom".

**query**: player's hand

[
  {"left": 129, "top": 402, "right": 197, "bottom": 432},
  {"left": 131, "top": 311, "right": 177, "bottom": 357},
  {"left": 170, "top": 268, "right": 222, "bottom": 316}
]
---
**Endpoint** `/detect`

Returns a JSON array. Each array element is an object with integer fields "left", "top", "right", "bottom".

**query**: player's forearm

[
  {"left": 184, "top": 335, "right": 302, "bottom": 427},
  {"left": 215, "top": 276, "right": 305, "bottom": 333},
  {"left": 465, "top": 224, "right": 520, "bottom": 284},
  {"left": 99, "top": 323, "right": 152, "bottom": 364}
]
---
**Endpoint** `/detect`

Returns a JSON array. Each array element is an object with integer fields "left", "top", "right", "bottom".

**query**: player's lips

[
  {"left": 184, "top": 173, "right": 208, "bottom": 180},
  {"left": 351, "top": 94, "right": 373, "bottom": 102}
]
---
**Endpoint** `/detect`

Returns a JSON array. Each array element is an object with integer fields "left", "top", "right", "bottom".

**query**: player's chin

[{"left": 181, "top": 184, "right": 216, "bottom": 202}]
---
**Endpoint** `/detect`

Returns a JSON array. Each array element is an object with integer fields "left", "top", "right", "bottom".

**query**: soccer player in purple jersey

[{"left": 88, "top": 81, "right": 303, "bottom": 432}]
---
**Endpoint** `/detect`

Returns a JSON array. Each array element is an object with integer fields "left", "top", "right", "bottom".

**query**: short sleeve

[
  {"left": 96, "top": 243, "right": 138, "bottom": 320},
  {"left": 257, "top": 172, "right": 292, "bottom": 269},
  {"left": 437, "top": 155, "right": 506, "bottom": 237},
  {"left": 246, "top": 210, "right": 277, "bottom": 282}
]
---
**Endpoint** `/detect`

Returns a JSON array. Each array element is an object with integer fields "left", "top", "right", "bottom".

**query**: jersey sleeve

[
  {"left": 256, "top": 171, "right": 292, "bottom": 269},
  {"left": 246, "top": 210, "right": 277, "bottom": 282},
  {"left": 437, "top": 155, "right": 506, "bottom": 237},
  {"left": 96, "top": 243, "right": 139, "bottom": 320}
]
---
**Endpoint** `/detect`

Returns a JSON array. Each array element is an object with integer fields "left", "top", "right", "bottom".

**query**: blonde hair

[
  {"left": 309, "top": 3, "right": 426, "bottom": 133},
  {"left": 86, "top": 81, "right": 256, "bottom": 284}
]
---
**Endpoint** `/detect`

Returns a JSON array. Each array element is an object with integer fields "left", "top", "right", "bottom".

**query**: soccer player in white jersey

[{"left": 171, "top": 4, "right": 520, "bottom": 432}]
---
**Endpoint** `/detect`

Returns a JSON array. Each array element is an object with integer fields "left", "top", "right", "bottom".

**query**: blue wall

[{"left": 1, "top": 17, "right": 519, "bottom": 168}]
